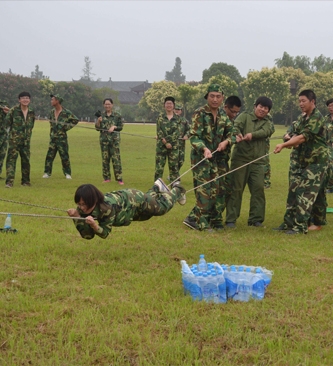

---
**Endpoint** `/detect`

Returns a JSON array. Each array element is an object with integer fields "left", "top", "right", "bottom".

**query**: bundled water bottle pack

[
  {"left": 1, "top": 214, "right": 18, "bottom": 234},
  {"left": 181, "top": 254, "right": 273, "bottom": 303}
]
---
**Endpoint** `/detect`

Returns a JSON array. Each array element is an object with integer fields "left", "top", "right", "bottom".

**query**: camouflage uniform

[
  {"left": 72, "top": 185, "right": 184, "bottom": 240},
  {"left": 186, "top": 105, "right": 235, "bottom": 230},
  {"left": 323, "top": 114, "right": 333, "bottom": 191},
  {"left": 44, "top": 108, "right": 79, "bottom": 176},
  {"left": 5, "top": 104, "right": 35, "bottom": 186},
  {"left": 278, "top": 108, "right": 329, "bottom": 233},
  {"left": 226, "top": 111, "right": 274, "bottom": 226},
  {"left": 0, "top": 102, "right": 9, "bottom": 177},
  {"left": 155, "top": 113, "right": 180, "bottom": 182},
  {"left": 178, "top": 116, "right": 190, "bottom": 171},
  {"left": 264, "top": 121, "right": 275, "bottom": 188},
  {"left": 96, "top": 111, "right": 123, "bottom": 181}
]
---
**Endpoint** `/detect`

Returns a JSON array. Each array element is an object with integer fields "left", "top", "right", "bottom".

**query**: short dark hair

[
  {"left": 225, "top": 96, "right": 242, "bottom": 108},
  {"left": 326, "top": 98, "right": 333, "bottom": 106},
  {"left": 299, "top": 89, "right": 316, "bottom": 102},
  {"left": 164, "top": 96, "right": 175, "bottom": 105},
  {"left": 74, "top": 184, "right": 105, "bottom": 210},
  {"left": 103, "top": 98, "right": 113, "bottom": 104},
  {"left": 18, "top": 91, "right": 31, "bottom": 99},
  {"left": 255, "top": 96, "right": 272, "bottom": 111}
]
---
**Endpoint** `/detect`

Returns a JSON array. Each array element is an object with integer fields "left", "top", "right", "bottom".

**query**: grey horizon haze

[{"left": 0, "top": 1, "right": 332, "bottom": 83}]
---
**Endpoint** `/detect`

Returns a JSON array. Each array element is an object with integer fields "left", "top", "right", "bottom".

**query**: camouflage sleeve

[
  {"left": 113, "top": 114, "right": 123, "bottom": 132},
  {"left": 4, "top": 108, "right": 13, "bottom": 130},
  {"left": 156, "top": 115, "right": 165, "bottom": 141},
  {"left": 184, "top": 119, "right": 191, "bottom": 138},
  {"left": 64, "top": 110, "right": 79, "bottom": 131},
  {"left": 190, "top": 110, "right": 207, "bottom": 152},
  {"left": 73, "top": 213, "right": 113, "bottom": 240},
  {"left": 300, "top": 113, "right": 324, "bottom": 142},
  {"left": 164, "top": 118, "right": 180, "bottom": 144},
  {"left": 224, "top": 116, "right": 237, "bottom": 146}
]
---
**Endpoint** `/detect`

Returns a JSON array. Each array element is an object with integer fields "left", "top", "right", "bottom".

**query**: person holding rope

[
  {"left": 42, "top": 94, "right": 79, "bottom": 180},
  {"left": 67, "top": 179, "right": 186, "bottom": 240},
  {"left": 183, "top": 84, "right": 235, "bottom": 232},
  {"left": 95, "top": 98, "right": 124, "bottom": 185},
  {"left": 225, "top": 96, "right": 274, "bottom": 228},
  {"left": 274, "top": 89, "right": 328, "bottom": 234}
]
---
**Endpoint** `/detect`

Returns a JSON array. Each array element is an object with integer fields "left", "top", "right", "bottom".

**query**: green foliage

[
  {"left": 1, "top": 124, "right": 333, "bottom": 364},
  {"left": 165, "top": 57, "right": 186, "bottom": 84},
  {"left": 92, "top": 87, "right": 119, "bottom": 106},
  {"left": 81, "top": 56, "right": 95, "bottom": 82},
  {"left": 202, "top": 62, "right": 243, "bottom": 84},
  {"left": 139, "top": 80, "right": 178, "bottom": 114},
  {"left": 30, "top": 65, "right": 48, "bottom": 80},
  {"left": 241, "top": 67, "right": 290, "bottom": 115},
  {"left": 177, "top": 84, "right": 197, "bottom": 118},
  {"left": 208, "top": 75, "right": 239, "bottom": 98}
]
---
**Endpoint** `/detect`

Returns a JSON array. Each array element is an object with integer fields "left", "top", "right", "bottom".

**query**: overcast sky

[{"left": 1, "top": 1, "right": 331, "bottom": 83}]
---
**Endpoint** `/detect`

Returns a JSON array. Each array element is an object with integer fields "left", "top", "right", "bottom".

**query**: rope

[
  {"left": 0, "top": 197, "right": 66, "bottom": 212},
  {"left": 0, "top": 212, "right": 89, "bottom": 220},
  {"left": 187, "top": 151, "right": 274, "bottom": 193},
  {"left": 168, "top": 150, "right": 218, "bottom": 187},
  {"left": 47, "top": 119, "right": 156, "bottom": 139}
]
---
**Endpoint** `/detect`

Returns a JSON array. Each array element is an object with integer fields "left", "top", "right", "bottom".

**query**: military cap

[
  {"left": 204, "top": 84, "right": 224, "bottom": 99},
  {"left": 50, "top": 94, "right": 64, "bottom": 104},
  {"left": 164, "top": 96, "right": 175, "bottom": 104},
  {"left": 175, "top": 103, "right": 183, "bottom": 110}
]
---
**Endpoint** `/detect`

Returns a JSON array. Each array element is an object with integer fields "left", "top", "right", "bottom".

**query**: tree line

[{"left": 2, "top": 52, "right": 333, "bottom": 124}]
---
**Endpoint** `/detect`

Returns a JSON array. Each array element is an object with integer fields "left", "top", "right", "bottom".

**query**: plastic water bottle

[
  {"left": 192, "top": 273, "right": 202, "bottom": 301},
  {"left": 198, "top": 254, "right": 207, "bottom": 273},
  {"left": 238, "top": 267, "right": 252, "bottom": 302},
  {"left": 233, "top": 266, "right": 244, "bottom": 301},
  {"left": 261, "top": 267, "right": 273, "bottom": 289},
  {"left": 252, "top": 268, "right": 265, "bottom": 300},
  {"left": 181, "top": 260, "right": 201, "bottom": 301},
  {"left": 225, "top": 265, "right": 238, "bottom": 300},
  {"left": 216, "top": 268, "right": 227, "bottom": 303},
  {"left": 209, "top": 272, "right": 219, "bottom": 303},
  {"left": 4, "top": 214, "right": 11, "bottom": 229}
]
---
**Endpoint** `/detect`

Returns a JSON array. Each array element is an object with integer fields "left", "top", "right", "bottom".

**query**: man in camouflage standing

[
  {"left": 154, "top": 96, "right": 180, "bottom": 183},
  {"left": 174, "top": 103, "right": 190, "bottom": 173},
  {"left": 183, "top": 84, "right": 235, "bottom": 231},
  {"left": 274, "top": 90, "right": 328, "bottom": 234},
  {"left": 42, "top": 94, "right": 79, "bottom": 179},
  {"left": 5, "top": 92, "right": 35, "bottom": 188},
  {"left": 95, "top": 98, "right": 124, "bottom": 184},
  {"left": 0, "top": 100, "right": 10, "bottom": 179},
  {"left": 323, "top": 98, "right": 333, "bottom": 193}
]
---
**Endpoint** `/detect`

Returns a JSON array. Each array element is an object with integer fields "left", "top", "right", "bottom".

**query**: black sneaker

[
  {"left": 183, "top": 217, "right": 199, "bottom": 230},
  {"left": 225, "top": 222, "right": 236, "bottom": 228},
  {"left": 248, "top": 222, "right": 263, "bottom": 227},
  {"left": 285, "top": 229, "right": 299, "bottom": 235}
]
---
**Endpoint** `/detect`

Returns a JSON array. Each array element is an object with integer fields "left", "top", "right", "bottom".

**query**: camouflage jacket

[
  {"left": 0, "top": 102, "right": 9, "bottom": 134},
  {"left": 49, "top": 107, "right": 79, "bottom": 138},
  {"left": 231, "top": 111, "right": 274, "bottom": 165},
  {"left": 95, "top": 111, "right": 123, "bottom": 142},
  {"left": 190, "top": 104, "right": 235, "bottom": 159},
  {"left": 156, "top": 113, "right": 180, "bottom": 149},
  {"left": 6, "top": 104, "right": 35, "bottom": 144},
  {"left": 293, "top": 108, "right": 328, "bottom": 166},
  {"left": 323, "top": 114, "right": 333, "bottom": 147},
  {"left": 73, "top": 190, "right": 136, "bottom": 239}
]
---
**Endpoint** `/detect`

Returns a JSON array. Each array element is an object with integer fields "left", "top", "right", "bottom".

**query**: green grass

[{"left": 0, "top": 122, "right": 333, "bottom": 365}]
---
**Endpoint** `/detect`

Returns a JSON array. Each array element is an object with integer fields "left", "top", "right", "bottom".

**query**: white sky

[{"left": 0, "top": 1, "right": 331, "bottom": 82}]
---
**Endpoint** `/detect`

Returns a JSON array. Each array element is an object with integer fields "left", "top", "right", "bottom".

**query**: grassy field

[{"left": 0, "top": 122, "right": 333, "bottom": 365}]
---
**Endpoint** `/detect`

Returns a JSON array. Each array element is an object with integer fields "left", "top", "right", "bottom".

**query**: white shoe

[
  {"left": 42, "top": 173, "right": 50, "bottom": 178},
  {"left": 65, "top": 174, "right": 72, "bottom": 179},
  {"left": 172, "top": 181, "right": 186, "bottom": 205},
  {"left": 154, "top": 178, "right": 170, "bottom": 193}
]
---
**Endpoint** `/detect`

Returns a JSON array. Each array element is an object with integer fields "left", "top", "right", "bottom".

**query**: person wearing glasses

[{"left": 225, "top": 96, "right": 274, "bottom": 229}]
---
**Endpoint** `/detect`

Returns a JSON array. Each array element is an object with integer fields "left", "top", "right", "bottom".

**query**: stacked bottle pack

[{"left": 181, "top": 254, "right": 273, "bottom": 303}]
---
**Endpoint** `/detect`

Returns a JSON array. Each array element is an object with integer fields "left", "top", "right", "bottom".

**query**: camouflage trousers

[
  {"left": 154, "top": 145, "right": 179, "bottom": 183},
  {"left": 226, "top": 162, "right": 265, "bottom": 225},
  {"left": 44, "top": 136, "right": 71, "bottom": 176},
  {"left": 100, "top": 138, "right": 122, "bottom": 181},
  {"left": 6, "top": 141, "right": 31, "bottom": 185},
  {"left": 186, "top": 157, "right": 220, "bottom": 230},
  {"left": 178, "top": 141, "right": 186, "bottom": 171},
  {"left": 0, "top": 132, "right": 8, "bottom": 175},
  {"left": 113, "top": 186, "right": 182, "bottom": 222},
  {"left": 281, "top": 163, "right": 327, "bottom": 233},
  {"left": 325, "top": 147, "right": 333, "bottom": 190},
  {"left": 217, "top": 159, "right": 231, "bottom": 220}
]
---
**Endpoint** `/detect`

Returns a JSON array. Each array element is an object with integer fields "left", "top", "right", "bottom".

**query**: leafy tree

[
  {"left": 293, "top": 55, "right": 312, "bottom": 75},
  {"left": 240, "top": 67, "right": 290, "bottom": 116},
  {"left": 81, "top": 56, "right": 95, "bottom": 82},
  {"left": 31, "top": 65, "right": 48, "bottom": 80},
  {"left": 177, "top": 84, "right": 197, "bottom": 118},
  {"left": 165, "top": 57, "right": 186, "bottom": 84},
  {"left": 208, "top": 75, "right": 239, "bottom": 98},
  {"left": 92, "top": 87, "right": 119, "bottom": 107},
  {"left": 312, "top": 54, "right": 333, "bottom": 73},
  {"left": 274, "top": 51, "right": 294, "bottom": 69},
  {"left": 38, "top": 79, "right": 55, "bottom": 97},
  {"left": 187, "top": 83, "right": 208, "bottom": 115},
  {"left": 139, "top": 81, "right": 178, "bottom": 116},
  {"left": 202, "top": 62, "right": 243, "bottom": 84}
]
